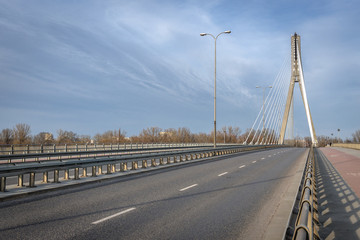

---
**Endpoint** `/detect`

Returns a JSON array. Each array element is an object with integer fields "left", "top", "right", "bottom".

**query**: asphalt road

[{"left": 0, "top": 147, "right": 307, "bottom": 240}]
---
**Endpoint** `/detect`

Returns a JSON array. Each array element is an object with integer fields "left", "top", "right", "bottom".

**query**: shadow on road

[{"left": 315, "top": 149, "right": 360, "bottom": 239}]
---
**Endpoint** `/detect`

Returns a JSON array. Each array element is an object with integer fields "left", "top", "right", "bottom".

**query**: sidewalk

[
  {"left": 316, "top": 147, "right": 360, "bottom": 239},
  {"left": 320, "top": 147, "right": 360, "bottom": 197}
]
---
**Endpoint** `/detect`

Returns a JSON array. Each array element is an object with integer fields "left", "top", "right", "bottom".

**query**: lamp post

[
  {"left": 200, "top": 30, "right": 231, "bottom": 148},
  {"left": 256, "top": 86, "right": 272, "bottom": 135}
]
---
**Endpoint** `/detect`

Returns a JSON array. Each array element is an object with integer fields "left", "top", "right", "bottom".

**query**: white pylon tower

[{"left": 278, "top": 33, "right": 318, "bottom": 146}]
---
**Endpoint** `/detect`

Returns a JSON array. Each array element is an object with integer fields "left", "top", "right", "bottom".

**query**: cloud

[{"left": 0, "top": 0, "right": 359, "bottom": 138}]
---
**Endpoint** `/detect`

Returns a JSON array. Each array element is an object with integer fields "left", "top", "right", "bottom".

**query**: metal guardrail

[
  {"left": 0, "top": 145, "right": 279, "bottom": 192},
  {"left": 292, "top": 147, "right": 320, "bottom": 240},
  {"left": 0, "top": 145, "right": 220, "bottom": 164},
  {"left": 0, "top": 143, "right": 212, "bottom": 155}
]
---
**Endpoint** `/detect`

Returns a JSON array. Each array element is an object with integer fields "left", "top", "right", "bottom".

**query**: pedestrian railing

[
  {"left": 0, "top": 145, "right": 280, "bottom": 192},
  {"left": 291, "top": 147, "right": 320, "bottom": 240}
]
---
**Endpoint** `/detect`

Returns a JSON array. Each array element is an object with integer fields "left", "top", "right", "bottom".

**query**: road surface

[{"left": 0, "top": 147, "right": 307, "bottom": 240}]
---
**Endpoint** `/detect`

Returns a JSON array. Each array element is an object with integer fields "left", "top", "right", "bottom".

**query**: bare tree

[
  {"left": 33, "top": 132, "right": 54, "bottom": 145},
  {"left": 0, "top": 128, "right": 14, "bottom": 144},
  {"left": 13, "top": 123, "right": 31, "bottom": 144},
  {"left": 139, "top": 127, "right": 162, "bottom": 143},
  {"left": 57, "top": 129, "right": 78, "bottom": 144},
  {"left": 78, "top": 135, "right": 91, "bottom": 144},
  {"left": 94, "top": 129, "right": 126, "bottom": 144},
  {"left": 352, "top": 129, "right": 360, "bottom": 143}
]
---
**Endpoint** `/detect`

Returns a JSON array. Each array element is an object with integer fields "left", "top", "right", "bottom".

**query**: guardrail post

[
  {"left": 64, "top": 169, "right": 69, "bottom": 180},
  {"left": 107, "top": 164, "right": 112, "bottom": 174},
  {"left": 98, "top": 165, "right": 102, "bottom": 175},
  {"left": 1, "top": 177, "right": 6, "bottom": 192},
  {"left": 142, "top": 160, "right": 147, "bottom": 168},
  {"left": 11, "top": 145, "right": 14, "bottom": 154},
  {"left": 74, "top": 168, "right": 80, "bottom": 179},
  {"left": 151, "top": 159, "right": 157, "bottom": 167},
  {"left": 111, "top": 164, "right": 116, "bottom": 173},
  {"left": 18, "top": 174, "right": 24, "bottom": 186},
  {"left": 29, "top": 172, "right": 36, "bottom": 188},
  {"left": 173, "top": 156, "right": 178, "bottom": 163},
  {"left": 43, "top": 172, "right": 49, "bottom": 183},
  {"left": 132, "top": 161, "right": 138, "bottom": 170},
  {"left": 82, "top": 168, "right": 87, "bottom": 177},
  {"left": 167, "top": 156, "right": 171, "bottom": 164},
  {"left": 41, "top": 144, "right": 44, "bottom": 153},
  {"left": 53, "top": 144, "right": 56, "bottom": 153},
  {"left": 160, "top": 157, "right": 164, "bottom": 165},
  {"left": 92, "top": 166, "right": 97, "bottom": 177},
  {"left": 121, "top": 162, "right": 127, "bottom": 171},
  {"left": 54, "top": 170, "right": 60, "bottom": 183}
]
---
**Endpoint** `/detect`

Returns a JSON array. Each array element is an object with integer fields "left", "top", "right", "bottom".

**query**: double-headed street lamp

[{"left": 200, "top": 30, "right": 231, "bottom": 148}]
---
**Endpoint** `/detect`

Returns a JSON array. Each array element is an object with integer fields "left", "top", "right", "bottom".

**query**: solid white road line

[
  {"left": 179, "top": 184, "right": 198, "bottom": 192},
  {"left": 92, "top": 207, "right": 136, "bottom": 224},
  {"left": 218, "top": 172, "right": 228, "bottom": 177},
  {"left": 252, "top": 161, "right": 257, "bottom": 163},
  {"left": 239, "top": 165, "right": 246, "bottom": 169}
]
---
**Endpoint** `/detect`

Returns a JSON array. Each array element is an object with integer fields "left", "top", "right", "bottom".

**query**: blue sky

[{"left": 0, "top": 0, "right": 359, "bottom": 139}]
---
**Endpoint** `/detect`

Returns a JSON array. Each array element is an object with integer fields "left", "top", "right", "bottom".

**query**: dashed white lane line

[
  {"left": 239, "top": 165, "right": 246, "bottom": 169},
  {"left": 261, "top": 157, "right": 265, "bottom": 160},
  {"left": 179, "top": 184, "right": 198, "bottom": 192},
  {"left": 218, "top": 172, "right": 228, "bottom": 177},
  {"left": 268, "top": 155, "right": 272, "bottom": 157},
  {"left": 92, "top": 207, "right": 136, "bottom": 224},
  {"left": 252, "top": 160, "right": 257, "bottom": 163}
]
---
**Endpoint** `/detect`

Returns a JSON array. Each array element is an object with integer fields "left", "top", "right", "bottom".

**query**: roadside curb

[{"left": 263, "top": 148, "right": 309, "bottom": 240}]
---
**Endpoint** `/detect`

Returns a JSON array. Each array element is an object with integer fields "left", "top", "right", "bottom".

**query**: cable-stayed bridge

[
  {"left": 245, "top": 33, "right": 317, "bottom": 147},
  {"left": 0, "top": 34, "right": 359, "bottom": 240}
]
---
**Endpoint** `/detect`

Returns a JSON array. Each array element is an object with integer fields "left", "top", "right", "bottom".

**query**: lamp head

[
  {"left": 224, "top": 30, "right": 231, "bottom": 34},
  {"left": 200, "top": 33, "right": 207, "bottom": 36}
]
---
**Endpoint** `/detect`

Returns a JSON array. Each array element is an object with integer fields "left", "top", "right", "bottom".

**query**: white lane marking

[
  {"left": 180, "top": 184, "right": 198, "bottom": 192},
  {"left": 252, "top": 161, "right": 257, "bottom": 163},
  {"left": 239, "top": 165, "right": 246, "bottom": 169},
  {"left": 218, "top": 172, "right": 228, "bottom": 177},
  {"left": 268, "top": 155, "right": 272, "bottom": 157},
  {"left": 261, "top": 157, "right": 265, "bottom": 160},
  {"left": 92, "top": 207, "right": 136, "bottom": 224}
]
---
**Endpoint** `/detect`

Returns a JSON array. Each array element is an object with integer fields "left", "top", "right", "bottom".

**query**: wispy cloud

[{"left": 0, "top": 0, "right": 359, "bottom": 138}]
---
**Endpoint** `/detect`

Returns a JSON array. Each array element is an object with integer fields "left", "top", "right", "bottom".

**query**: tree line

[{"left": 0, "top": 123, "right": 359, "bottom": 147}]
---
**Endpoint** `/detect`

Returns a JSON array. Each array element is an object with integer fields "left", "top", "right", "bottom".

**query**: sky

[{"left": 0, "top": 0, "right": 359, "bottom": 140}]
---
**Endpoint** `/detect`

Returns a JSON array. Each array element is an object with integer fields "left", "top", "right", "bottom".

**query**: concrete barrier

[{"left": 332, "top": 143, "right": 360, "bottom": 150}]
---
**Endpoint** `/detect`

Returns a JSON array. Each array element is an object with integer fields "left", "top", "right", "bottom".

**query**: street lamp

[
  {"left": 256, "top": 86, "right": 272, "bottom": 135},
  {"left": 200, "top": 30, "right": 231, "bottom": 148}
]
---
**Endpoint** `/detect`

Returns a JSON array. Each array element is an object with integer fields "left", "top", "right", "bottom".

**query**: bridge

[{"left": 1, "top": 34, "right": 359, "bottom": 240}]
